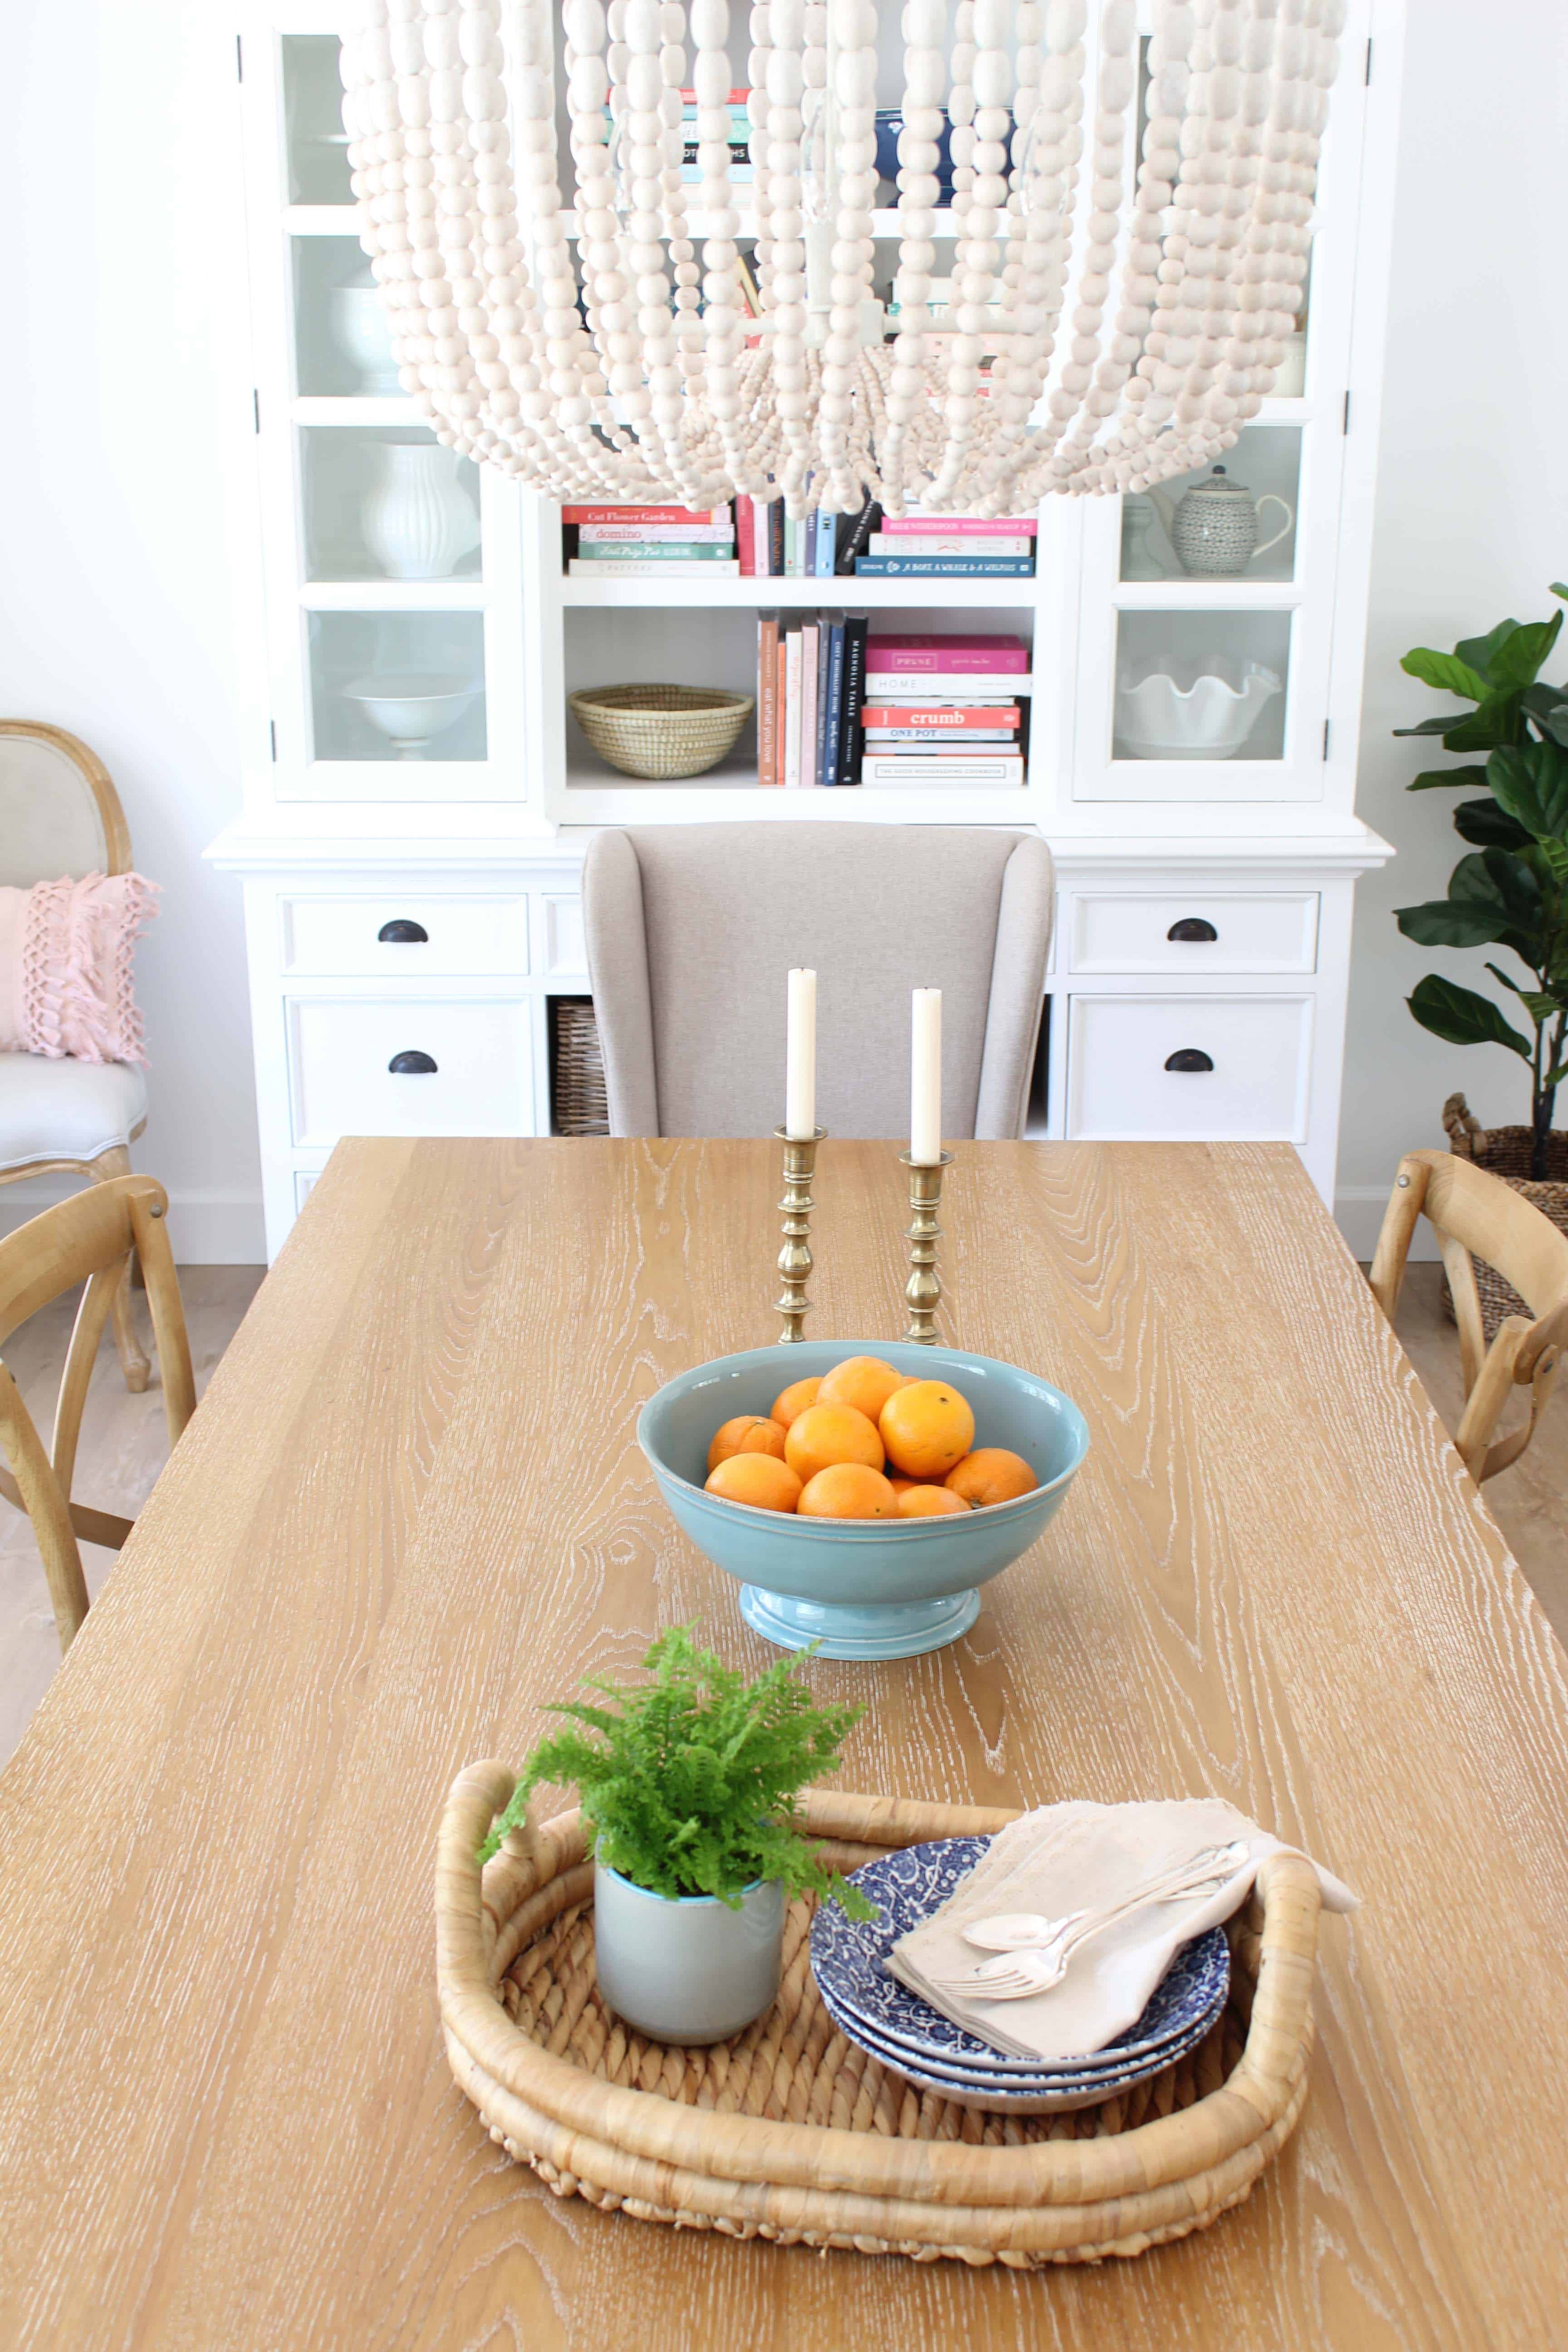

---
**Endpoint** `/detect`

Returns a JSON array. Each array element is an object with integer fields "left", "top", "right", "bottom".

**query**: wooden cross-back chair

[
  {"left": 1370, "top": 1148, "right": 1568, "bottom": 1484},
  {"left": 0, "top": 1175, "right": 195, "bottom": 1656}
]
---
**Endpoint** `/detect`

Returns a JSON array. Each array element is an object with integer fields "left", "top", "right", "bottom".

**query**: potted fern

[
  {"left": 481, "top": 1625, "right": 871, "bottom": 2044},
  {"left": 1394, "top": 585, "right": 1568, "bottom": 1181}
]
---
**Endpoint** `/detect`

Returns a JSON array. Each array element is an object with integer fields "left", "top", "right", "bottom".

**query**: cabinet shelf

[
  {"left": 559, "top": 575, "right": 1040, "bottom": 609},
  {"left": 299, "top": 581, "right": 485, "bottom": 611}
]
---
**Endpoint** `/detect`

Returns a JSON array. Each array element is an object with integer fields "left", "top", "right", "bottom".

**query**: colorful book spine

[
  {"left": 860, "top": 753, "right": 1025, "bottom": 785},
  {"left": 856, "top": 555, "right": 1034, "bottom": 577},
  {"left": 866, "top": 533, "right": 1033, "bottom": 559},
  {"left": 757, "top": 611, "right": 780, "bottom": 785},
  {"left": 879, "top": 515, "right": 1039, "bottom": 536},
  {"left": 577, "top": 522, "right": 736, "bottom": 544},
  {"left": 860, "top": 704, "right": 1022, "bottom": 731},
  {"left": 822, "top": 618, "right": 847, "bottom": 787},
  {"left": 566, "top": 558, "right": 741, "bottom": 577},
  {"left": 859, "top": 676, "right": 1024, "bottom": 701},
  {"left": 799, "top": 622, "right": 819, "bottom": 787},
  {"left": 813, "top": 617, "right": 832, "bottom": 783},
  {"left": 561, "top": 505, "right": 726, "bottom": 524},
  {"left": 573, "top": 541, "right": 736, "bottom": 560},
  {"left": 813, "top": 511, "right": 836, "bottom": 578},
  {"left": 867, "top": 634, "right": 1029, "bottom": 673},
  {"left": 768, "top": 500, "right": 786, "bottom": 578},
  {"left": 736, "top": 496, "right": 755, "bottom": 576},
  {"left": 838, "top": 613, "right": 870, "bottom": 785},
  {"left": 834, "top": 495, "right": 881, "bottom": 575},
  {"left": 783, "top": 627, "right": 804, "bottom": 788},
  {"left": 863, "top": 727, "right": 1018, "bottom": 745}
]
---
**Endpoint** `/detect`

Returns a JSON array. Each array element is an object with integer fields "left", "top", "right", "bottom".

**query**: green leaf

[
  {"left": 1483, "top": 967, "right": 1563, "bottom": 1024},
  {"left": 1400, "top": 647, "right": 1493, "bottom": 701},
  {"left": 1524, "top": 687, "right": 1568, "bottom": 747},
  {"left": 1406, "top": 974, "right": 1532, "bottom": 1058},
  {"left": 1488, "top": 740, "right": 1568, "bottom": 842},
  {"left": 1443, "top": 694, "right": 1529, "bottom": 752},
  {"left": 1407, "top": 764, "right": 1490, "bottom": 791},
  {"left": 1552, "top": 583, "right": 1568, "bottom": 602},
  {"left": 1453, "top": 619, "right": 1524, "bottom": 679},
  {"left": 1473, "top": 847, "right": 1544, "bottom": 926},
  {"left": 1393, "top": 714, "right": 1475, "bottom": 739},
  {"left": 1544, "top": 1063, "right": 1568, "bottom": 1090},
  {"left": 1484, "top": 611, "right": 1563, "bottom": 692},
  {"left": 1396, "top": 897, "right": 1511, "bottom": 949},
  {"left": 1453, "top": 797, "right": 1533, "bottom": 850}
]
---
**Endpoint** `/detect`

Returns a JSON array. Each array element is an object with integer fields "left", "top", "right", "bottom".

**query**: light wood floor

[{"left": 0, "top": 1262, "right": 1562, "bottom": 1769}]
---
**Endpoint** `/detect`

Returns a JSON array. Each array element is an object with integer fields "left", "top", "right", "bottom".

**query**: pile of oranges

[{"left": 702, "top": 1355, "right": 1038, "bottom": 1521}]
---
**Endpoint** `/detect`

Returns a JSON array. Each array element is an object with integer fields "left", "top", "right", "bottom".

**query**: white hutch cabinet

[{"left": 212, "top": 2, "right": 1403, "bottom": 1262}]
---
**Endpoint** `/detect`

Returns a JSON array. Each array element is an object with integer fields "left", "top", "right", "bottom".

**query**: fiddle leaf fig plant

[
  {"left": 1393, "top": 585, "right": 1568, "bottom": 1177},
  {"left": 480, "top": 1623, "right": 874, "bottom": 1916}
]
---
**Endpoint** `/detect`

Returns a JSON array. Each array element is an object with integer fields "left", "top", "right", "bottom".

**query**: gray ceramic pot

[{"left": 593, "top": 1857, "right": 786, "bottom": 2044}]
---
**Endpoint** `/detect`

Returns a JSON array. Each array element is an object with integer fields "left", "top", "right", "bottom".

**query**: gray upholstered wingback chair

[
  {"left": 0, "top": 721, "right": 151, "bottom": 1390},
  {"left": 581, "top": 824, "right": 1054, "bottom": 1139}
]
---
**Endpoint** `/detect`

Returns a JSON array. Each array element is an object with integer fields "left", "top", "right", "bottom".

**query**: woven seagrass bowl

[
  {"left": 569, "top": 683, "right": 754, "bottom": 779},
  {"left": 438, "top": 1772, "right": 1323, "bottom": 2271}
]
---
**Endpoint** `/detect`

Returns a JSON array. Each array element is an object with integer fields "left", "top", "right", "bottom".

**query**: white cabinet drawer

[
  {"left": 1066, "top": 995, "right": 1313, "bottom": 1142},
  {"left": 1067, "top": 893, "right": 1319, "bottom": 975},
  {"left": 538, "top": 892, "right": 587, "bottom": 977},
  {"left": 280, "top": 895, "right": 529, "bottom": 977},
  {"left": 287, "top": 996, "right": 535, "bottom": 1147}
]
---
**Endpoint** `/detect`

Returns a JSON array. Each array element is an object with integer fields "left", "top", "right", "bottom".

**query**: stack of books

[
  {"left": 563, "top": 504, "right": 739, "bottom": 579},
  {"left": 855, "top": 515, "right": 1038, "bottom": 580},
  {"left": 680, "top": 87, "right": 752, "bottom": 183},
  {"left": 858, "top": 633, "right": 1029, "bottom": 788},
  {"left": 755, "top": 611, "right": 871, "bottom": 788}
]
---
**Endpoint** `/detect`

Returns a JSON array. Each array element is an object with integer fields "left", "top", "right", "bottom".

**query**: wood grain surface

[{"left": 2, "top": 1137, "right": 1566, "bottom": 2351}]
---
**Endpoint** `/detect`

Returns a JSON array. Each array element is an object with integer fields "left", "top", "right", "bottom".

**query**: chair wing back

[
  {"left": 0, "top": 723, "right": 130, "bottom": 887},
  {"left": 1418, "top": 1152, "right": 1568, "bottom": 1328},
  {"left": 583, "top": 823, "right": 1053, "bottom": 1140}
]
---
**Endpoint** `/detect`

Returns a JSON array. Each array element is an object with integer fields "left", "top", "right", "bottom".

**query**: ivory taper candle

[
  {"left": 911, "top": 988, "right": 942, "bottom": 1165},
  {"left": 785, "top": 968, "right": 817, "bottom": 1139}
]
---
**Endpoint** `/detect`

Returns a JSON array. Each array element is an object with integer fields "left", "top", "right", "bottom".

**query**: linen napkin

[{"left": 886, "top": 1798, "right": 1357, "bottom": 2065}]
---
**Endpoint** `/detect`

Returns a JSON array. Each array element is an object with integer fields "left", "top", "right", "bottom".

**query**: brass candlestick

[
  {"left": 774, "top": 1125, "right": 826, "bottom": 1342},
  {"left": 899, "top": 1149, "right": 954, "bottom": 1344}
]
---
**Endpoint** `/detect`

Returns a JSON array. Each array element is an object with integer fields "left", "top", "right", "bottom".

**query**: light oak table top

[{"left": 3, "top": 1138, "right": 1566, "bottom": 2351}]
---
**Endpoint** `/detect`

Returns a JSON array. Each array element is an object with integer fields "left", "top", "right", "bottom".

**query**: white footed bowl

[
  {"left": 1117, "top": 662, "right": 1282, "bottom": 760},
  {"left": 343, "top": 672, "right": 478, "bottom": 757}
]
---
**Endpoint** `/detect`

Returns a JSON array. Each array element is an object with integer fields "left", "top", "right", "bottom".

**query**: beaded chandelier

[{"left": 341, "top": 0, "right": 1342, "bottom": 517}]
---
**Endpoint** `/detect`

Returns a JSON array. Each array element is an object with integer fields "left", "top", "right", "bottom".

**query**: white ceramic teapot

[{"left": 1148, "top": 465, "right": 1293, "bottom": 578}]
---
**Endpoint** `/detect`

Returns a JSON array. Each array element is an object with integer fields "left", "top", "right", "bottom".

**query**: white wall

[
  {"left": 1, "top": 7, "right": 263, "bottom": 1260},
  {"left": 1336, "top": 0, "right": 1568, "bottom": 1255},
  {"left": 3, "top": 5, "right": 1560, "bottom": 1263}
]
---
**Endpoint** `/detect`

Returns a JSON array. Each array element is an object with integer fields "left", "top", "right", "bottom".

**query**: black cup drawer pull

[
  {"left": 388, "top": 1049, "right": 438, "bottom": 1075},
  {"left": 377, "top": 918, "right": 429, "bottom": 944},
  {"left": 1167, "top": 917, "right": 1219, "bottom": 943},
  {"left": 1165, "top": 1049, "right": 1215, "bottom": 1073}
]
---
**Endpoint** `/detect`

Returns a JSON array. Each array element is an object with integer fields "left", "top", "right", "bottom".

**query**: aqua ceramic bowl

[{"left": 637, "top": 1340, "right": 1089, "bottom": 1661}]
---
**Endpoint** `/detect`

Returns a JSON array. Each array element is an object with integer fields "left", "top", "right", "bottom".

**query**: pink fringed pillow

[{"left": 0, "top": 873, "right": 160, "bottom": 1066}]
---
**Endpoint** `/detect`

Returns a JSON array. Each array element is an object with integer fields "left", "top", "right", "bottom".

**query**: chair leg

[{"left": 90, "top": 1148, "right": 151, "bottom": 1393}]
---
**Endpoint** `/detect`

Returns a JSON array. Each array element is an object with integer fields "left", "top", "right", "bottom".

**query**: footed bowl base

[{"left": 738, "top": 1583, "right": 980, "bottom": 1660}]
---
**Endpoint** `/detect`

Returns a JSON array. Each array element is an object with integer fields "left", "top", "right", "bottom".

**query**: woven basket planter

[
  {"left": 550, "top": 998, "right": 609, "bottom": 1136},
  {"left": 1442, "top": 1093, "right": 1568, "bottom": 1339},
  {"left": 568, "top": 684, "right": 754, "bottom": 780},
  {"left": 438, "top": 1769, "right": 1322, "bottom": 2270}
]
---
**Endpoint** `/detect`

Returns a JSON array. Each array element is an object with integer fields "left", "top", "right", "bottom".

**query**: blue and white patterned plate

[
  {"left": 814, "top": 1970, "right": 1225, "bottom": 2112},
  {"left": 811, "top": 1836, "right": 1230, "bottom": 2071}
]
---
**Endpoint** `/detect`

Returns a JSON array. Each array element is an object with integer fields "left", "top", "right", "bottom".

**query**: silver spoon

[{"left": 960, "top": 1840, "right": 1251, "bottom": 1954}]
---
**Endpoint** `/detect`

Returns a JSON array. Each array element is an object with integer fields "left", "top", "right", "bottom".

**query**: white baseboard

[
  {"left": 1334, "top": 1184, "right": 1438, "bottom": 1265},
  {"left": 0, "top": 1182, "right": 265, "bottom": 1264}
]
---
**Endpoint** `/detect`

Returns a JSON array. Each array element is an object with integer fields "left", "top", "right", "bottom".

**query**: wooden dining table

[{"left": 2, "top": 1136, "right": 1567, "bottom": 2349}]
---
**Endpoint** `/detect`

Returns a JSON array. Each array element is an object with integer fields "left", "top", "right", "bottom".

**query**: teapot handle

[{"left": 1252, "top": 495, "right": 1293, "bottom": 559}]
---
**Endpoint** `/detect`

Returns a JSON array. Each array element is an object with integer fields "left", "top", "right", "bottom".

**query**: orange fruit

[
  {"left": 817, "top": 1354, "right": 907, "bottom": 1423},
  {"left": 799, "top": 1463, "right": 898, "bottom": 1519},
  {"left": 946, "top": 1448, "right": 1038, "bottom": 1508},
  {"left": 784, "top": 1403, "right": 885, "bottom": 1484},
  {"left": 707, "top": 1414, "right": 788, "bottom": 1473},
  {"left": 704, "top": 1454, "right": 803, "bottom": 1513},
  {"left": 878, "top": 1380, "right": 975, "bottom": 1480},
  {"left": 887, "top": 1474, "right": 919, "bottom": 1497},
  {"left": 897, "top": 1483, "right": 970, "bottom": 1519},
  {"left": 770, "top": 1375, "right": 822, "bottom": 1430}
]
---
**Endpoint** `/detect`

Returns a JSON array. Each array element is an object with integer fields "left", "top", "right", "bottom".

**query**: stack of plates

[{"left": 809, "top": 1836, "right": 1231, "bottom": 2114}]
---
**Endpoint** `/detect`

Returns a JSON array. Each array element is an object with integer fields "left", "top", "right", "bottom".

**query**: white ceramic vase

[
  {"left": 592, "top": 1857, "right": 785, "bottom": 2045},
  {"left": 361, "top": 444, "right": 481, "bottom": 582},
  {"left": 328, "top": 278, "right": 402, "bottom": 395}
]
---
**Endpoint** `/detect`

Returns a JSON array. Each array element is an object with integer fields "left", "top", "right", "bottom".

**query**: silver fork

[
  {"left": 957, "top": 1839, "right": 1251, "bottom": 1956},
  {"left": 932, "top": 1842, "right": 1251, "bottom": 2000}
]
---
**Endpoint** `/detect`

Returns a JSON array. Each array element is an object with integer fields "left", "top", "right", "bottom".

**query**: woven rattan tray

[{"left": 438, "top": 1768, "right": 1321, "bottom": 2268}]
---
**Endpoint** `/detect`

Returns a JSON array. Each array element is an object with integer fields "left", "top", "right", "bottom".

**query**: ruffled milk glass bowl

[
  {"left": 638, "top": 1340, "right": 1089, "bottom": 1661},
  {"left": 1116, "top": 660, "right": 1282, "bottom": 759}
]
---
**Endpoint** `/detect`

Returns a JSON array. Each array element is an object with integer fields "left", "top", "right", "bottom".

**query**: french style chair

[
  {"left": 0, "top": 1176, "right": 194, "bottom": 1654},
  {"left": 581, "top": 824, "right": 1054, "bottom": 1139},
  {"left": 0, "top": 721, "right": 151, "bottom": 1391},
  {"left": 1369, "top": 1148, "right": 1568, "bottom": 1483}
]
